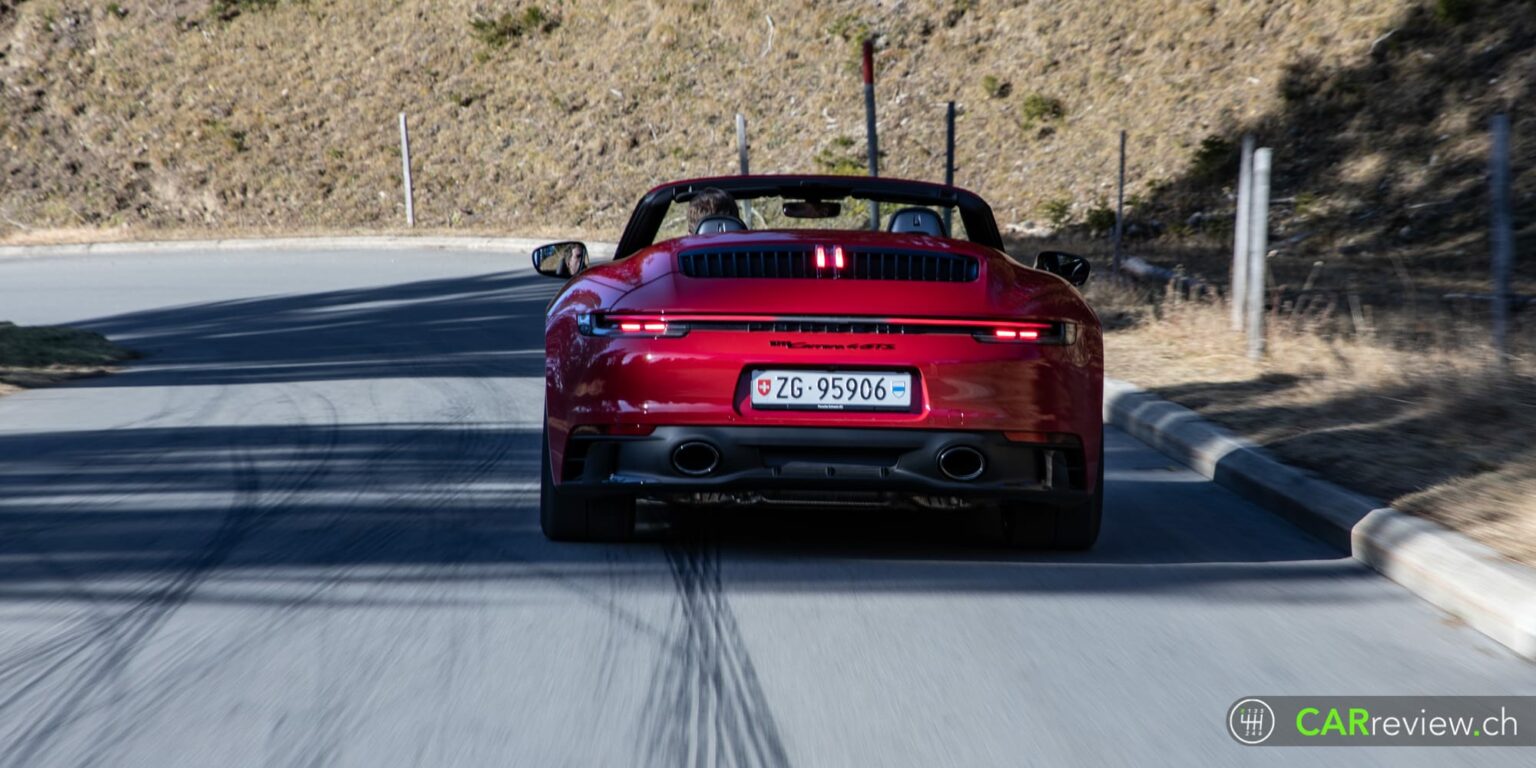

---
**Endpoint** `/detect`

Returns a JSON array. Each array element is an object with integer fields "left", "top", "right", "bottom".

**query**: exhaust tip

[
  {"left": 672, "top": 441, "right": 721, "bottom": 476},
  {"left": 937, "top": 446, "right": 986, "bottom": 481}
]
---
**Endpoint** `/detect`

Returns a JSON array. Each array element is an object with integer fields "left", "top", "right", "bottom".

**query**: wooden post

[
  {"left": 1113, "top": 130, "right": 1127, "bottom": 278},
  {"left": 1231, "top": 135, "right": 1255, "bottom": 331},
  {"left": 862, "top": 38, "right": 880, "bottom": 229},
  {"left": 1490, "top": 113, "right": 1514, "bottom": 371},
  {"left": 1246, "top": 148, "right": 1272, "bottom": 360},
  {"left": 736, "top": 112, "right": 752, "bottom": 224},
  {"left": 944, "top": 101, "right": 956, "bottom": 234},
  {"left": 398, "top": 113, "right": 415, "bottom": 228}
]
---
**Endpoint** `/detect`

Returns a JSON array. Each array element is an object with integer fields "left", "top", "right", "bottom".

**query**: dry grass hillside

[{"left": 8, "top": 0, "right": 1526, "bottom": 250}]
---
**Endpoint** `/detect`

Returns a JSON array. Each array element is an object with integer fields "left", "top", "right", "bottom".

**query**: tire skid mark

[
  {"left": 0, "top": 384, "right": 238, "bottom": 744},
  {"left": 0, "top": 385, "right": 340, "bottom": 768},
  {"left": 644, "top": 528, "right": 791, "bottom": 768},
  {"left": 258, "top": 373, "right": 521, "bottom": 767},
  {"left": 0, "top": 382, "right": 231, "bottom": 545},
  {"left": 79, "top": 386, "right": 347, "bottom": 768}
]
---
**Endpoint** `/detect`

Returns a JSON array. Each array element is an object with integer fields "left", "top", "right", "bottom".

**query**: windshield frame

[{"left": 614, "top": 175, "right": 1005, "bottom": 259}]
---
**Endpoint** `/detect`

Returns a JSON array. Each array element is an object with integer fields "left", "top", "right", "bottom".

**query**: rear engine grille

[
  {"left": 679, "top": 248, "right": 816, "bottom": 279},
  {"left": 850, "top": 249, "right": 977, "bottom": 282},
  {"left": 678, "top": 247, "right": 977, "bottom": 282}
]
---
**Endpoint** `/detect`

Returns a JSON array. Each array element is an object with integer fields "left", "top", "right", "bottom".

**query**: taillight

[
  {"left": 619, "top": 321, "right": 668, "bottom": 333},
  {"left": 833, "top": 245, "right": 846, "bottom": 269},
  {"left": 974, "top": 322, "right": 1075, "bottom": 345},
  {"left": 579, "top": 314, "right": 688, "bottom": 337},
  {"left": 993, "top": 328, "right": 1039, "bottom": 340}
]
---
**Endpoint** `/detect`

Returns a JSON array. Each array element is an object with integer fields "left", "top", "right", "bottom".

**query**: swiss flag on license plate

[{"left": 756, "top": 378, "right": 772, "bottom": 396}]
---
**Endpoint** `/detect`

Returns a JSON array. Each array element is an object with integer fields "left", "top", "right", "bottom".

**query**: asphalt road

[{"left": 1, "top": 246, "right": 1532, "bottom": 767}]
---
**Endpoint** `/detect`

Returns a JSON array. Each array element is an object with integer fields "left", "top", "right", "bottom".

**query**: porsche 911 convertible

[{"left": 532, "top": 175, "right": 1103, "bottom": 548}]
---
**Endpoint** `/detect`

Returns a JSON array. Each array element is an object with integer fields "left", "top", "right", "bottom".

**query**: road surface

[{"left": 0, "top": 246, "right": 1532, "bottom": 767}]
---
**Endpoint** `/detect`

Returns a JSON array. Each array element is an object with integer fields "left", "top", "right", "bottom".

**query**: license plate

[{"left": 749, "top": 370, "right": 913, "bottom": 411}]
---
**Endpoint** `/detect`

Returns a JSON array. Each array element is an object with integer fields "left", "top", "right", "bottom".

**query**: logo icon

[
  {"left": 1229, "top": 698, "right": 1276, "bottom": 745},
  {"left": 757, "top": 379, "right": 772, "bottom": 396}
]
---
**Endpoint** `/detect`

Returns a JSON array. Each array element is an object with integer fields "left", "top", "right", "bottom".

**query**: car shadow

[{"left": 0, "top": 418, "right": 1365, "bottom": 606}]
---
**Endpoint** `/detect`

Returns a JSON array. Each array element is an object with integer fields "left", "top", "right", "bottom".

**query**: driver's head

[
  {"left": 687, "top": 188, "right": 740, "bottom": 233},
  {"left": 561, "top": 244, "right": 585, "bottom": 277}
]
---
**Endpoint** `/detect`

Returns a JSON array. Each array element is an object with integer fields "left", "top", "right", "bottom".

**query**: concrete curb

[
  {"left": 1105, "top": 377, "right": 1536, "bottom": 661},
  {"left": 0, "top": 236, "right": 619, "bottom": 260}
]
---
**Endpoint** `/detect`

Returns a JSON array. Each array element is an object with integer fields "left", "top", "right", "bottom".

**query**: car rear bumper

[{"left": 557, "top": 426, "right": 1094, "bottom": 507}]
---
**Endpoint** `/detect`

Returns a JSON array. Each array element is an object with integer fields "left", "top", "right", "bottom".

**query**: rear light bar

[
  {"left": 620, "top": 321, "right": 669, "bottom": 333},
  {"left": 580, "top": 313, "right": 1075, "bottom": 344},
  {"left": 579, "top": 313, "right": 689, "bottom": 337},
  {"left": 974, "top": 322, "right": 1076, "bottom": 345}
]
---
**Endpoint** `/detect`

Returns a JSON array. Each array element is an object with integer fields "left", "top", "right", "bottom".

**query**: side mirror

[
  {"left": 1034, "top": 250, "right": 1091, "bottom": 287},
  {"left": 532, "top": 241, "right": 589, "bottom": 279}
]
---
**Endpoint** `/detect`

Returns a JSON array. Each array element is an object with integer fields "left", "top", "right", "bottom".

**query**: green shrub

[
  {"left": 1039, "top": 197, "right": 1073, "bottom": 229},
  {"left": 828, "top": 12, "right": 873, "bottom": 66},
  {"left": 944, "top": 0, "right": 976, "bottom": 28},
  {"left": 1190, "top": 135, "right": 1236, "bottom": 181},
  {"left": 1293, "top": 191, "right": 1321, "bottom": 219},
  {"left": 202, "top": 119, "right": 248, "bottom": 153},
  {"left": 1433, "top": 0, "right": 1476, "bottom": 24},
  {"left": 1084, "top": 201, "right": 1116, "bottom": 235},
  {"left": 980, "top": 75, "right": 1011, "bottom": 99},
  {"left": 828, "top": 14, "right": 871, "bottom": 43},
  {"left": 1021, "top": 93, "right": 1065, "bottom": 124},
  {"left": 814, "top": 137, "right": 865, "bottom": 176},
  {"left": 210, "top": 0, "right": 280, "bottom": 23},
  {"left": 0, "top": 322, "right": 135, "bottom": 367},
  {"left": 470, "top": 6, "right": 560, "bottom": 49}
]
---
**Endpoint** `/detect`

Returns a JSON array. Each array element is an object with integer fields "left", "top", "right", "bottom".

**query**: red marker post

[{"left": 862, "top": 38, "right": 880, "bottom": 229}]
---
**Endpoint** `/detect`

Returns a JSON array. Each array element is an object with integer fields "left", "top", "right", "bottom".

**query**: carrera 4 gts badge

[{"left": 769, "top": 340, "right": 895, "bottom": 351}]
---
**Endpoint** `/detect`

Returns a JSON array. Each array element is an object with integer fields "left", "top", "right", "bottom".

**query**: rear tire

[
  {"left": 540, "top": 421, "right": 635, "bottom": 542},
  {"left": 1003, "top": 435, "right": 1104, "bottom": 550}
]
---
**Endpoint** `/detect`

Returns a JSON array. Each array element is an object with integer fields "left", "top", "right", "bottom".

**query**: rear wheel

[{"left": 540, "top": 421, "right": 635, "bottom": 542}]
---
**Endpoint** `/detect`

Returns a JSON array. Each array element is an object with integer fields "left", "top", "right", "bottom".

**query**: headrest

[
  {"left": 887, "top": 207, "right": 947, "bottom": 237},
  {"left": 694, "top": 215, "right": 748, "bottom": 235}
]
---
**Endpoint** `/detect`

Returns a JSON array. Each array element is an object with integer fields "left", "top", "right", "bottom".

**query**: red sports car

[{"left": 532, "top": 175, "right": 1103, "bottom": 548}]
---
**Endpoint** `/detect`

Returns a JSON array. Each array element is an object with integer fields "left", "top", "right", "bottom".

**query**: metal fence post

[
  {"left": 1231, "top": 135, "right": 1255, "bottom": 330},
  {"left": 1113, "top": 130, "right": 1126, "bottom": 278},
  {"left": 862, "top": 39, "right": 880, "bottom": 229},
  {"left": 944, "top": 101, "right": 956, "bottom": 234},
  {"left": 736, "top": 112, "right": 752, "bottom": 224},
  {"left": 1490, "top": 113, "right": 1513, "bottom": 371},
  {"left": 1246, "top": 148, "right": 1272, "bottom": 360},
  {"left": 398, "top": 113, "right": 415, "bottom": 228}
]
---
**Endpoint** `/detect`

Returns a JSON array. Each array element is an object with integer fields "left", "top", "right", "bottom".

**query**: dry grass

[
  {"left": 4, "top": 2, "right": 1530, "bottom": 307},
  {"left": 1092, "top": 282, "right": 1536, "bottom": 566},
  {"left": 0, "top": 0, "right": 1438, "bottom": 238}
]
